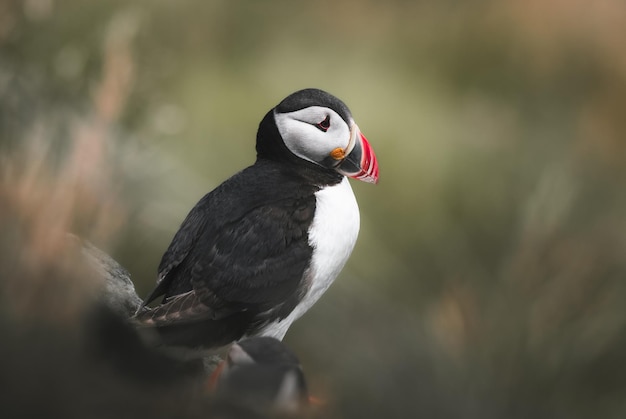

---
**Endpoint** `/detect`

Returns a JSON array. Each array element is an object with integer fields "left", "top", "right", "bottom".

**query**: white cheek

[
  {"left": 275, "top": 108, "right": 350, "bottom": 166},
  {"left": 278, "top": 122, "right": 327, "bottom": 164}
]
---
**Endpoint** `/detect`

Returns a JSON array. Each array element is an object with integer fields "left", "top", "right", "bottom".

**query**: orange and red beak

[{"left": 335, "top": 124, "right": 379, "bottom": 184}]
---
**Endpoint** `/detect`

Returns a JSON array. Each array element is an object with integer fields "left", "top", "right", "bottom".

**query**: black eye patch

[{"left": 315, "top": 115, "right": 331, "bottom": 132}]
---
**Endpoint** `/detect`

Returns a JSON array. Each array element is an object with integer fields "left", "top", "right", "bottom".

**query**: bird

[
  {"left": 134, "top": 88, "right": 378, "bottom": 351},
  {"left": 209, "top": 337, "right": 309, "bottom": 415}
]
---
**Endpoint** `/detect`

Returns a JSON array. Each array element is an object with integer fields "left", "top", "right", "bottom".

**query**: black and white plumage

[
  {"left": 210, "top": 337, "right": 308, "bottom": 415},
  {"left": 135, "top": 88, "right": 378, "bottom": 350}
]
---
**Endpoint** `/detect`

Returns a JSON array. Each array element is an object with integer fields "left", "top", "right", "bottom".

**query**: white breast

[{"left": 258, "top": 177, "right": 360, "bottom": 340}]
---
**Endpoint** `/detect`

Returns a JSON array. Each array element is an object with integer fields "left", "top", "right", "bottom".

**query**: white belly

[{"left": 259, "top": 177, "right": 360, "bottom": 340}]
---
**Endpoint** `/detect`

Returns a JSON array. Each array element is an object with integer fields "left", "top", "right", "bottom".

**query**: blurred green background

[{"left": 2, "top": 0, "right": 626, "bottom": 417}]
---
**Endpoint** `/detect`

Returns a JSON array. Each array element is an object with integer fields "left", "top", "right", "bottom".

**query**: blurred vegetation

[{"left": 1, "top": 0, "right": 626, "bottom": 417}]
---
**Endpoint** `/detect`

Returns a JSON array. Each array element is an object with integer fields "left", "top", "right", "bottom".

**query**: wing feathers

[{"left": 136, "top": 163, "right": 319, "bottom": 344}]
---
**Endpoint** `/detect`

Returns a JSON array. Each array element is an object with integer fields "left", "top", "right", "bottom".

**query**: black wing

[
  {"left": 139, "top": 194, "right": 211, "bottom": 309},
  {"left": 191, "top": 199, "right": 315, "bottom": 316},
  {"left": 137, "top": 163, "right": 318, "bottom": 337}
]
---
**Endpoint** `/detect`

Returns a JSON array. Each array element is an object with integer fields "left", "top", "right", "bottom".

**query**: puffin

[
  {"left": 135, "top": 88, "right": 378, "bottom": 350},
  {"left": 209, "top": 337, "right": 308, "bottom": 415}
]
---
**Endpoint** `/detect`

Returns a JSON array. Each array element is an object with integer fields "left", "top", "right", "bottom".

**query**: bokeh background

[{"left": 2, "top": 0, "right": 626, "bottom": 417}]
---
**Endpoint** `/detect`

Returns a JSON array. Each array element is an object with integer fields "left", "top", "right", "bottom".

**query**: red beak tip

[{"left": 359, "top": 134, "right": 379, "bottom": 184}]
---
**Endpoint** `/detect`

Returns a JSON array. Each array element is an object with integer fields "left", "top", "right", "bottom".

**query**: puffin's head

[
  {"left": 208, "top": 337, "right": 308, "bottom": 414},
  {"left": 256, "top": 88, "right": 379, "bottom": 184}
]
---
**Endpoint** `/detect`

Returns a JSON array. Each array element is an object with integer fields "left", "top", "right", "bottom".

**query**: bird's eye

[{"left": 315, "top": 115, "right": 331, "bottom": 132}]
